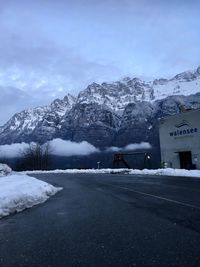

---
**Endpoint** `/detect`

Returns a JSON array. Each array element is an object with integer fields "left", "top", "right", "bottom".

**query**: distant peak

[
  {"left": 196, "top": 65, "right": 200, "bottom": 74},
  {"left": 89, "top": 82, "right": 100, "bottom": 87},
  {"left": 122, "top": 76, "right": 131, "bottom": 82},
  {"left": 172, "top": 70, "right": 196, "bottom": 81},
  {"left": 63, "top": 93, "right": 76, "bottom": 102}
]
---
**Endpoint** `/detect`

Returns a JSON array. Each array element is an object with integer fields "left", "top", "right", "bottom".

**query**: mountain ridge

[{"left": 0, "top": 66, "right": 200, "bottom": 147}]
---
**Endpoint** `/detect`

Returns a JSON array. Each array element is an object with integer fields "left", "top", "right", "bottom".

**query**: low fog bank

[
  {"left": 106, "top": 142, "right": 152, "bottom": 152},
  {"left": 0, "top": 139, "right": 99, "bottom": 158},
  {"left": 49, "top": 139, "right": 99, "bottom": 156},
  {"left": 0, "top": 139, "right": 152, "bottom": 158},
  {"left": 0, "top": 142, "right": 31, "bottom": 158},
  {"left": 0, "top": 139, "right": 160, "bottom": 170}
]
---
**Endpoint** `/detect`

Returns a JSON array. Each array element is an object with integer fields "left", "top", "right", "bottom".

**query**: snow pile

[
  {"left": 0, "top": 163, "right": 12, "bottom": 176},
  {"left": 24, "top": 168, "right": 200, "bottom": 178},
  {"left": 0, "top": 174, "right": 62, "bottom": 219}
]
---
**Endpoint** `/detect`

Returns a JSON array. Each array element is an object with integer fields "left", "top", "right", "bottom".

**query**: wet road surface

[{"left": 0, "top": 173, "right": 200, "bottom": 267}]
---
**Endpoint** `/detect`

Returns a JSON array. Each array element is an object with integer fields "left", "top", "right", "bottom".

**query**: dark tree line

[{"left": 17, "top": 142, "right": 52, "bottom": 171}]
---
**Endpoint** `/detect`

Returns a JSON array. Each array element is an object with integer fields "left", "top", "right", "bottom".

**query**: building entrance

[{"left": 179, "top": 151, "right": 192, "bottom": 169}]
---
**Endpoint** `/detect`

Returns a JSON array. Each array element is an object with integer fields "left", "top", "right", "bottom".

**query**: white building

[{"left": 159, "top": 109, "right": 200, "bottom": 169}]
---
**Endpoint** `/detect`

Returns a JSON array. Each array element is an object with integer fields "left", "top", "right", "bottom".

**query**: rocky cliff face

[
  {"left": 0, "top": 66, "right": 200, "bottom": 148},
  {"left": 115, "top": 93, "right": 200, "bottom": 148}
]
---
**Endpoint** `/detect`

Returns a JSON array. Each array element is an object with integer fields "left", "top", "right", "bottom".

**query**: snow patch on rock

[{"left": 0, "top": 163, "right": 12, "bottom": 176}]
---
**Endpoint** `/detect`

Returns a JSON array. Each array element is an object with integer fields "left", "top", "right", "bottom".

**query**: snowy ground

[
  {"left": 24, "top": 168, "right": 200, "bottom": 178},
  {"left": 0, "top": 174, "right": 62, "bottom": 219}
]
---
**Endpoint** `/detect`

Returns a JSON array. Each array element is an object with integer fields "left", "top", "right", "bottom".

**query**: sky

[{"left": 0, "top": 0, "right": 200, "bottom": 125}]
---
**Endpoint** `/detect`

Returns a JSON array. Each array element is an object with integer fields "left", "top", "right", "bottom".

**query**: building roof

[{"left": 159, "top": 108, "right": 200, "bottom": 122}]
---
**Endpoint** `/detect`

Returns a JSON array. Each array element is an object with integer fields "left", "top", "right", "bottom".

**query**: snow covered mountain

[
  {"left": 0, "top": 94, "right": 76, "bottom": 144},
  {"left": 0, "top": 66, "right": 200, "bottom": 147},
  {"left": 77, "top": 66, "right": 200, "bottom": 111},
  {"left": 77, "top": 78, "right": 154, "bottom": 112}
]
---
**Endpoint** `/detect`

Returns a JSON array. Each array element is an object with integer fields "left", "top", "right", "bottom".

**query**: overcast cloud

[{"left": 0, "top": 0, "right": 200, "bottom": 124}]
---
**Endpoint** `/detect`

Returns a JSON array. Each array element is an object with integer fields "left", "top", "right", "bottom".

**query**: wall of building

[{"left": 159, "top": 109, "right": 200, "bottom": 169}]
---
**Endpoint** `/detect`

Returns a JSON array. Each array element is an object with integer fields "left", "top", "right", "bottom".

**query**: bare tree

[
  {"left": 42, "top": 142, "right": 52, "bottom": 170},
  {"left": 19, "top": 142, "right": 52, "bottom": 170}
]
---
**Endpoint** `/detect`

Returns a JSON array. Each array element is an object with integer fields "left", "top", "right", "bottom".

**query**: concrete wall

[{"left": 159, "top": 109, "right": 200, "bottom": 169}]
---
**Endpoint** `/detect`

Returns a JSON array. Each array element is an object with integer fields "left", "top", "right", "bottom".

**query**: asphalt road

[{"left": 0, "top": 173, "right": 200, "bottom": 267}]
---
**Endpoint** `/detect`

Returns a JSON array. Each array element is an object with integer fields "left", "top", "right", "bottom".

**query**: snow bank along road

[
  {"left": 25, "top": 167, "right": 200, "bottom": 178},
  {"left": 0, "top": 173, "right": 62, "bottom": 219},
  {"left": 0, "top": 173, "right": 200, "bottom": 267}
]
